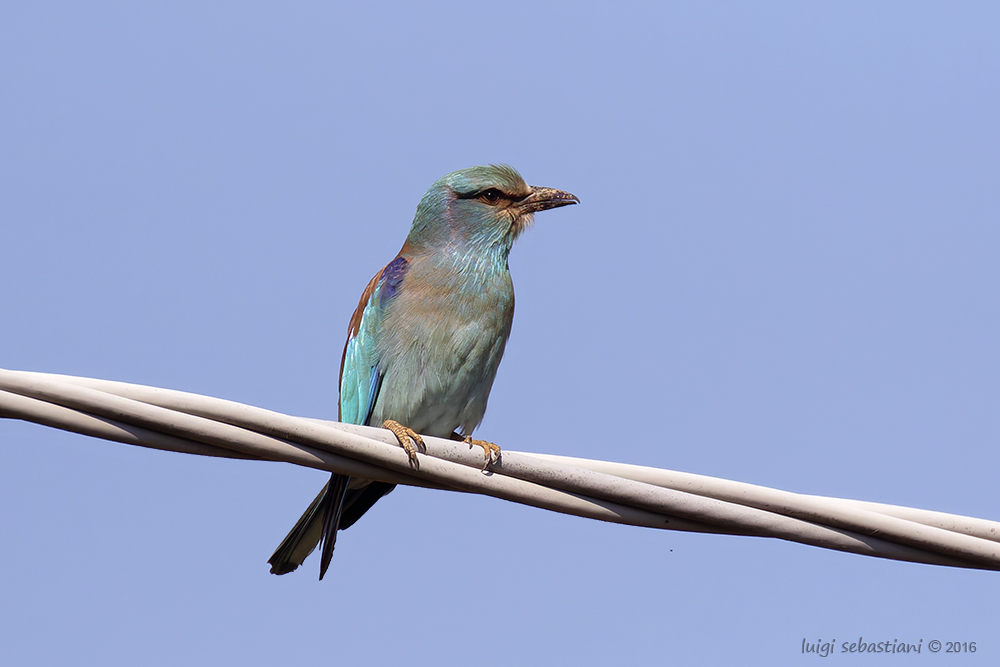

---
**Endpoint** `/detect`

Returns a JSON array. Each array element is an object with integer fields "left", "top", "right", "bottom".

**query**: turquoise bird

[{"left": 268, "top": 165, "right": 579, "bottom": 579}]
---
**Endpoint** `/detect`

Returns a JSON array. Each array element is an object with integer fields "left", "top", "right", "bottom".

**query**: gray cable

[{"left": 1, "top": 368, "right": 997, "bottom": 571}]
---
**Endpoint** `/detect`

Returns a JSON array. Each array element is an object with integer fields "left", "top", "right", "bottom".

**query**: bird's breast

[{"left": 372, "top": 265, "right": 514, "bottom": 438}]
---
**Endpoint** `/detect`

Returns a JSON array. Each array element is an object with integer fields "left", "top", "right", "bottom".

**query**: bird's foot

[
  {"left": 383, "top": 419, "right": 424, "bottom": 467},
  {"left": 464, "top": 436, "right": 501, "bottom": 471}
]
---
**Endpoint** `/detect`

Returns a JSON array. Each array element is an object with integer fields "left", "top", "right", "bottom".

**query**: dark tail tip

[
  {"left": 318, "top": 475, "right": 351, "bottom": 580},
  {"left": 269, "top": 561, "right": 301, "bottom": 576}
]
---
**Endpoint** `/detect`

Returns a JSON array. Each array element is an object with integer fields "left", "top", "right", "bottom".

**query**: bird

[{"left": 267, "top": 164, "right": 578, "bottom": 579}]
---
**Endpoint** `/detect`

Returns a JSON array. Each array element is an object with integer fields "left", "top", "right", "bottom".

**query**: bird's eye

[{"left": 479, "top": 188, "right": 503, "bottom": 204}]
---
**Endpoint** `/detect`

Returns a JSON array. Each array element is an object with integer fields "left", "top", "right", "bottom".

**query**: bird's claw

[
  {"left": 464, "top": 436, "right": 501, "bottom": 471},
  {"left": 383, "top": 419, "right": 424, "bottom": 467}
]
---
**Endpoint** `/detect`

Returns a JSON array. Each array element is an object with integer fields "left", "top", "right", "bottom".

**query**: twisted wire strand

[{"left": 1, "top": 368, "right": 997, "bottom": 571}]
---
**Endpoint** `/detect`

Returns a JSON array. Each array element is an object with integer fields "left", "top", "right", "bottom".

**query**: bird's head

[{"left": 405, "top": 164, "right": 578, "bottom": 255}]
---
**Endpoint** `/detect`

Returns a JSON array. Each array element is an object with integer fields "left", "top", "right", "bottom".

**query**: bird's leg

[
  {"left": 463, "top": 435, "right": 501, "bottom": 471},
  {"left": 383, "top": 419, "right": 424, "bottom": 467}
]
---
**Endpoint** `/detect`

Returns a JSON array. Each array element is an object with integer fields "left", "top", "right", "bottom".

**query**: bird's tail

[
  {"left": 268, "top": 473, "right": 396, "bottom": 579},
  {"left": 267, "top": 475, "right": 342, "bottom": 577}
]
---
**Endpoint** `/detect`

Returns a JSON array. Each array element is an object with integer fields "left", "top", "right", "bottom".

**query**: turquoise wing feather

[{"left": 338, "top": 256, "right": 408, "bottom": 426}]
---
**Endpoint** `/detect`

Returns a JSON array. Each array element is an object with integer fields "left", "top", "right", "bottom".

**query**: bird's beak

[{"left": 517, "top": 186, "right": 580, "bottom": 213}]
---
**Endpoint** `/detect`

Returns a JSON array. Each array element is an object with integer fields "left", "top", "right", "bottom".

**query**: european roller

[{"left": 268, "top": 164, "right": 578, "bottom": 579}]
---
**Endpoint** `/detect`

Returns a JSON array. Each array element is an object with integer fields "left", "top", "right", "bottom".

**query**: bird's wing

[
  {"left": 338, "top": 255, "right": 409, "bottom": 426},
  {"left": 275, "top": 254, "right": 410, "bottom": 580}
]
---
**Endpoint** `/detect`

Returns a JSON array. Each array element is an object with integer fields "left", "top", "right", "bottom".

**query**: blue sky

[{"left": 2, "top": 2, "right": 998, "bottom": 665}]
